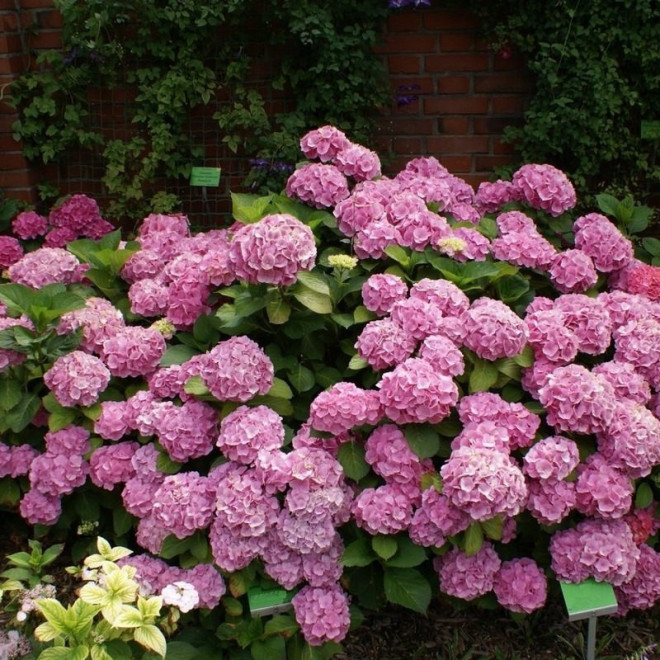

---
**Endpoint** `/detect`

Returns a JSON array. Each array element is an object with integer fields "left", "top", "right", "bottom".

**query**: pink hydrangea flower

[
  {"left": 217, "top": 405, "right": 284, "bottom": 464},
  {"left": 496, "top": 210, "right": 537, "bottom": 234},
  {"left": 185, "top": 563, "right": 226, "bottom": 609},
  {"left": 43, "top": 226, "right": 78, "bottom": 248},
  {"left": 491, "top": 231, "right": 556, "bottom": 270},
  {"left": 287, "top": 447, "right": 345, "bottom": 489},
  {"left": 286, "top": 163, "right": 350, "bottom": 209},
  {"left": 462, "top": 297, "right": 528, "bottom": 360},
  {"left": 493, "top": 558, "right": 547, "bottom": 613},
  {"left": 408, "top": 506, "right": 446, "bottom": 548},
  {"left": 8, "top": 247, "right": 82, "bottom": 288},
  {"left": 573, "top": 213, "right": 634, "bottom": 273},
  {"left": 351, "top": 484, "right": 414, "bottom": 535},
  {"left": 550, "top": 518, "right": 639, "bottom": 586},
  {"left": 614, "top": 317, "right": 660, "bottom": 388},
  {"left": 435, "top": 543, "right": 501, "bottom": 600},
  {"left": 89, "top": 442, "right": 139, "bottom": 490},
  {"left": 309, "top": 382, "right": 382, "bottom": 435},
  {"left": 538, "top": 364, "right": 616, "bottom": 435},
  {"left": 522, "top": 436, "right": 579, "bottom": 481},
  {"left": 152, "top": 471, "right": 216, "bottom": 539},
  {"left": 447, "top": 227, "right": 490, "bottom": 261},
  {"left": 229, "top": 214, "right": 316, "bottom": 286},
  {"left": 138, "top": 213, "right": 190, "bottom": 238},
  {"left": 377, "top": 357, "right": 458, "bottom": 425},
  {"left": 333, "top": 190, "right": 386, "bottom": 236},
  {"left": 410, "top": 278, "right": 470, "bottom": 317},
  {"left": 450, "top": 420, "right": 510, "bottom": 453},
  {"left": 57, "top": 297, "right": 125, "bottom": 354},
  {"left": 440, "top": 447, "right": 528, "bottom": 521},
  {"left": 48, "top": 194, "right": 109, "bottom": 237},
  {"left": 300, "top": 125, "right": 350, "bottom": 162},
  {"left": 525, "top": 309, "right": 579, "bottom": 364},
  {"left": 521, "top": 357, "right": 556, "bottom": 398},
  {"left": 209, "top": 518, "right": 261, "bottom": 572},
  {"left": 4, "top": 443, "right": 39, "bottom": 478},
  {"left": 199, "top": 336, "right": 274, "bottom": 402},
  {"left": 277, "top": 509, "right": 339, "bottom": 554},
  {"left": 335, "top": 143, "right": 381, "bottom": 181},
  {"left": 301, "top": 537, "right": 344, "bottom": 588},
  {"left": 418, "top": 334, "right": 465, "bottom": 376},
  {"left": 12, "top": 210, "right": 48, "bottom": 240},
  {"left": 353, "top": 218, "right": 401, "bottom": 259},
  {"left": 44, "top": 351, "right": 111, "bottom": 407},
  {"left": 364, "top": 424, "right": 427, "bottom": 486},
  {"left": 554, "top": 293, "right": 612, "bottom": 356},
  {"left": 44, "top": 425, "right": 90, "bottom": 454},
  {"left": 397, "top": 210, "right": 452, "bottom": 251},
  {"left": 122, "top": 478, "right": 163, "bottom": 518},
  {"left": 121, "top": 249, "right": 165, "bottom": 283},
  {"left": 101, "top": 326, "right": 166, "bottom": 378},
  {"left": 474, "top": 180, "right": 519, "bottom": 214},
  {"left": 19, "top": 490, "right": 62, "bottom": 526},
  {"left": 548, "top": 249, "right": 598, "bottom": 294},
  {"left": 574, "top": 453, "right": 633, "bottom": 520},
  {"left": 526, "top": 478, "right": 575, "bottom": 525},
  {"left": 418, "top": 487, "right": 471, "bottom": 537},
  {"left": 511, "top": 163, "right": 576, "bottom": 216},
  {"left": 624, "top": 262, "right": 660, "bottom": 301},
  {"left": 128, "top": 279, "right": 169, "bottom": 317},
  {"left": 361, "top": 273, "right": 408, "bottom": 316},
  {"left": 597, "top": 401, "right": 660, "bottom": 478},
  {"left": 292, "top": 584, "right": 351, "bottom": 646},
  {"left": 593, "top": 361, "right": 651, "bottom": 405},
  {"left": 614, "top": 544, "right": 660, "bottom": 615},
  {"left": 94, "top": 401, "right": 131, "bottom": 441},
  {"left": 29, "top": 452, "right": 88, "bottom": 496},
  {"left": 390, "top": 297, "right": 446, "bottom": 341}
]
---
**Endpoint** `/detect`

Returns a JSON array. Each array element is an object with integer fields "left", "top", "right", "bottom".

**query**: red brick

[
  {"left": 462, "top": 173, "right": 491, "bottom": 188},
  {"left": 492, "top": 96, "right": 529, "bottom": 115},
  {"left": 15, "top": 0, "right": 54, "bottom": 7},
  {"left": 377, "top": 34, "right": 437, "bottom": 54},
  {"left": 427, "top": 135, "right": 489, "bottom": 154},
  {"left": 439, "top": 117, "right": 469, "bottom": 134},
  {"left": 423, "top": 11, "right": 478, "bottom": 31},
  {"left": 493, "top": 138, "right": 516, "bottom": 155},
  {"left": 493, "top": 52, "right": 528, "bottom": 71},
  {"left": 0, "top": 171, "right": 35, "bottom": 187},
  {"left": 31, "top": 30, "right": 62, "bottom": 50},
  {"left": 437, "top": 155, "right": 472, "bottom": 173},
  {"left": 474, "top": 117, "right": 520, "bottom": 135},
  {"left": 0, "top": 152, "right": 31, "bottom": 170},
  {"left": 425, "top": 53, "right": 490, "bottom": 72},
  {"left": 376, "top": 117, "right": 435, "bottom": 136},
  {"left": 424, "top": 96, "right": 489, "bottom": 115},
  {"left": 474, "top": 73, "right": 534, "bottom": 94},
  {"left": 436, "top": 75, "right": 470, "bottom": 94},
  {"left": 0, "top": 14, "right": 19, "bottom": 31},
  {"left": 0, "top": 56, "right": 25, "bottom": 74},
  {"left": 36, "top": 9, "right": 62, "bottom": 29},
  {"left": 439, "top": 33, "right": 475, "bottom": 52},
  {"left": 475, "top": 155, "right": 516, "bottom": 171},
  {"left": 392, "top": 137, "right": 422, "bottom": 155},
  {"left": 386, "top": 12, "right": 422, "bottom": 32},
  {"left": 3, "top": 188, "right": 37, "bottom": 205},
  {"left": 0, "top": 34, "right": 23, "bottom": 53},
  {"left": 388, "top": 54, "right": 421, "bottom": 74}
]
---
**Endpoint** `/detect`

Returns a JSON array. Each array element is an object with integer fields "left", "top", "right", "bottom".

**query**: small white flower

[
  {"left": 16, "top": 610, "right": 28, "bottom": 622},
  {"left": 160, "top": 581, "right": 199, "bottom": 613}
]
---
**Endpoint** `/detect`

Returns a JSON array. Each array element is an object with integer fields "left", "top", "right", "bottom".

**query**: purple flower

[
  {"left": 286, "top": 163, "right": 349, "bottom": 209},
  {"left": 44, "top": 351, "right": 111, "bottom": 407},
  {"left": 512, "top": 163, "right": 576, "bottom": 216},
  {"left": 309, "top": 382, "right": 382, "bottom": 435},
  {"left": 12, "top": 210, "right": 48, "bottom": 240},
  {"left": 493, "top": 558, "right": 547, "bottom": 613},
  {"left": 435, "top": 543, "right": 501, "bottom": 600},
  {"left": 292, "top": 584, "right": 351, "bottom": 646}
]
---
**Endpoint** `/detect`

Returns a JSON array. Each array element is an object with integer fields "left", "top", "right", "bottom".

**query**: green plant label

[
  {"left": 640, "top": 120, "right": 660, "bottom": 140},
  {"left": 190, "top": 167, "right": 221, "bottom": 187},
  {"left": 248, "top": 587, "right": 293, "bottom": 617},
  {"left": 559, "top": 579, "right": 618, "bottom": 621}
]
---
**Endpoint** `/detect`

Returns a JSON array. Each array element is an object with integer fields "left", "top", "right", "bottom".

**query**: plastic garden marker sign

[
  {"left": 560, "top": 579, "right": 618, "bottom": 660},
  {"left": 248, "top": 586, "right": 293, "bottom": 617},
  {"left": 190, "top": 167, "right": 221, "bottom": 187}
]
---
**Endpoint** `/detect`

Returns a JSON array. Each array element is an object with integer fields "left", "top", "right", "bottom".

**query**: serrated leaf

[
  {"left": 162, "top": 642, "right": 201, "bottom": 660},
  {"left": 6, "top": 391, "right": 41, "bottom": 432},
  {"left": 48, "top": 406, "right": 78, "bottom": 432},
  {"left": 266, "top": 298, "right": 291, "bottom": 325},
  {"left": 464, "top": 523, "right": 484, "bottom": 557},
  {"left": 635, "top": 482, "right": 653, "bottom": 509},
  {"left": 112, "top": 605, "right": 144, "bottom": 628},
  {"left": 0, "top": 377, "right": 24, "bottom": 411},
  {"left": 250, "top": 635, "right": 286, "bottom": 660},
  {"left": 642, "top": 237, "right": 660, "bottom": 256},
  {"left": 159, "top": 344, "right": 199, "bottom": 367},
  {"left": 347, "top": 354, "right": 368, "bottom": 371},
  {"left": 353, "top": 305, "right": 376, "bottom": 324},
  {"left": 287, "top": 364, "right": 315, "bottom": 393},
  {"left": 386, "top": 537, "right": 428, "bottom": 568},
  {"left": 159, "top": 535, "right": 194, "bottom": 560},
  {"left": 183, "top": 375, "right": 209, "bottom": 396},
  {"left": 481, "top": 515, "right": 503, "bottom": 541},
  {"left": 0, "top": 283, "right": 35, "bottom": 315},
  {"left": 264, "top": 613, "right": 299, "bottom": 637},
  {"left": 266, "top": 377, "right": 293, "bottom": 399},
  {"left": 296, "top": 271, "right": 331, "bottom": 296},
  {"left": 231, "top": 192, "right": 273, "bottom": 224},
  {"left": 134, "top": 624, "right": 167, "bottom": 658},
  {"left": 382, "top": 567, "right": 431, "bottom": 614},
  {"left": 404, "top": 425, "right": 440, "bottom": 459},
  {"left": 35, "top": 598, "right": 69, "bottom": 634},
  {"left": 372, "top": 535, "right": 398, "bottom": 561},
  {"left": 595, "top": 193, "right": 620, "bottom": 217},
  {"left": 468, "top": 357, "right": 499, "bottom": 393},
  {"left": 341, "top": 538, "right": 376, "bottom": 567},
  {"left": 512, "top": 344, "right": 534, "bottom": 367},
  {"left": 337, "top": 441, "right": 370, "bottom": 481},
  {"left": 39, "top": 647, "right": 90, "bottom": 660},
  {"left": 384, "top": 245, "right": 411, "bottom": 268},
  {"left": 291, "top": 286, "right": 333, "bottom": 314}
]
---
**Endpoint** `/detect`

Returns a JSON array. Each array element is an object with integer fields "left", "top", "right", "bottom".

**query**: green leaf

[
  {"left": 39, "top": 647, "right": 90, "bottom": 660},
  {"left": 0, "top": 283, "right": 35, "bottom": 315},
  {"left": 287, "top": 364, "right": 315, "bottom": 393},
  {"left": 161, "top": 642, "right": 203, "bottom": 660},
  {"left": 372, "top": 535, "right": 398, "bottom": 561},
  {"left": 464, "top": 523, "right": 484, "bottom": 557},
  {"left": 266, "top": 377, "right": 293, "bottom": 399},
  {"left": 384, "top": 245, "right": 411, "bottom": 268},
  {"left": 290, "top": 285, "right": 333, "bottom": 314},
  {"left": 159, "top": 535, "right": 194, "bottom": 560},
  {"left": 296, "top": 271, "right": 332, "bottom": 296},
  {"left": 6, "top": 391, "right": 41, "bottom": 433},
  {"left": 183, "top": 375, "right": 209, "bottom": 396},
  {"left": 0, "top": 377, "right": 23, "bottom": 411},
  {"left": 642, "top": 237, "right": 660, "bottom": 256},
  {"left": 48, "top": 406, "right": 78, "bottom": 432},
  {"left": 627, "top": 206, "right": 652, "bottom": 234},
  {"left": 250, "top": 635, "right": 286, "bottom": 660},
  {"left": 113, "top": 506, "right": 135, "bottom": 537},
  {"left": 0, "top": 477, "right": 21, "bottom": 506},
  {"left": 264, "top": 613, "right": 299, "bottom": 638},
  {"left": 341, "top": 537, "right": 376, "bottom": 567},
  {"left": 495, "top": 275, "right": 530, "bottom": 304},
  {"left": 385, "top": 536, "right": 427, "bottom": 568},
  {"left": 481, "top": 515, "right": 503, "bottom": 541},
  {"left": 468, "top": 357, "right": 499, "bottom": 393},
  {"left": 382, "top": 567, "right": 431, "bottom": 614},
  {"left": 635, "top": 482, "right": 653, "bottom": 509},
  {"left": 595, "top": 193, "right": 620, "bottom": 217},
  {"left": 512, "top": 344, "right": 534, "bottom": 367},
  {"left": 266, "top": 298, "right": 291, "bottom": 325},
  {"left": 134, "top": 624, "right": 167, "bottom": 658},
  {"left": 337, "top": 441, "right": 370, "bottom": 481},
  {"left": 403, "top": 425, "right": 440, "bottom": 459},
  {"left": 347, "top": 354, "right": 368, "bottom": 371},
  {"left": 353, "top": 305, "right": 376, "bottom": 324},
  {"left": 231, "top": 192, "right": 273, "bottom": 224}
]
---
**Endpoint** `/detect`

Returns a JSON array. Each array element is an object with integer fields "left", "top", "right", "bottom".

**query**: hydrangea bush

[{"left": 0, "top": 125, "right": 659, "bottom": 658}]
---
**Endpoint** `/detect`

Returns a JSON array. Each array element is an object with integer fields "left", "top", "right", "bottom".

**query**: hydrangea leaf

[
  {"left": 266, "top": 298, "right": 292, "bottom": 325},
  {"left": 634, "top": 482, "right": 653, "bottom": 509},
  {"left": 133, "top": 624, "right": 167, "bottom": 658},
  {"left": 337, "top": 441, "right": 370, "bottom": 481},
  {"left": 264, "top": 613, "right": 299, "bottom": 637},
  {"left": 382, "top": 567, "right": 431, "bottom": 615},
  {"left": 464, "top": 523, "right": 484, "bottom": 557},
  {"left": 296, "top": 270, "right": 332, "bottom": 296},
  {"left": 386, "top": 537, "right": 427, "bottom": 568},
  {"left": 468, "top": 357, "right": 499, "bottom": 393},
  {"left": 341, "top": 538, "right": 376, "bottom": 568},
  {"left": 404, "top": 425, "right": 440, "bottom": 459},
  {"left": 250, "top": 635, "right": 286, "bottom": 660},
  {"left": 290, "top": 285, "right": 333, "bottom": 314},
  {"left": 372, "top": 535, "right": 398, "bottom": 561}
]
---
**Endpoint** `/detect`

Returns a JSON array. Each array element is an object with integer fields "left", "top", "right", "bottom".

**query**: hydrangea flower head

[
  {"left": 44, "top": 350, "right": 111, "bottom": 407},
  {"left": 101, "top": 326, "right": 166, "bottom": 378},
  {"left": 8, "top": 247, "right": 83, "bottom": 288},
  {"left": 300, "top": 125, "right": 350, "bottom": 162},
  {"left": 493, "top": 558, "right": 547, "bottom": 613},
  {"left": 12, "top": 210, "right": 48, "bottom": 240},
  {"left": 286, "top": 163, "right": 349, "bottom": 209},
  {"left": 435, "top": 543, "right": 501, "bottom": 600},
  {"left": 292, "top": 584, "right": 351, "bottom": 646},
  {"left": 548, "top": 249, "right": 598, "bottom": 294},
  {"left": 229, "top": 214, "right": 316, "bottom": 286},
  {"left": 512, "top": 163, "right": 576, "bottom": 216},
  {"left": 335, "top": 143, "right": 381, "bottom": 181},
  {"left": 361, "top": 273, "right": 408, "bottom": 316},
  {"left": 309, "top": 382, "right": 382, "bottom": 435}
]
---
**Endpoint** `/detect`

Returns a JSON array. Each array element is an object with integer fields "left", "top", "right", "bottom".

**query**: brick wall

[{"left": 0, "top": 3, "right": 533, "bottom": 219}]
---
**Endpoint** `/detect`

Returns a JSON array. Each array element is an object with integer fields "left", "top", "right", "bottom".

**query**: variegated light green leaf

[
  {"left": 35, "top": 599, "right": 70, "bottom": 636},
  {"left": 133, "top": 624, "right": 167, "bottom": 658},
  {"left": 136, "top": 595, "right": 163, "bottom": 621},
  {"left": 111, "top": 604, "right": 143, "bottom": 629}
]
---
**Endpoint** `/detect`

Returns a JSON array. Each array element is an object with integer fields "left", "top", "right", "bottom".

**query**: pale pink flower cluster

[
  {"left": 526, "top": 478, "right": 576, "bottom": 525},
  {"left": 291, "top": 584, "right": 351, "bottom": 646},
  {"left": 100, "top": 326, "right": 166, "bottom": 378},
  {"left": 89, "top": 441, "right": 139, "bottom": 490},
  {"left": 574, "top": 453, "right": 633, "bottom": 519},
  {"left": 352, "top": 483, "right": 414, "bottom": 535},
  {"left": 309, "top": 382, "right": 382, "bottom": 435},
  {"left": 0, "top": 236, "right": 24, "bottom": 268},
  {"left": 199, "top": 335, "right": 274, "bottom": 402},
  {"left": 493, "top": 558, "right": 547, "bottom": 613},
  {"left": 355, "top": 318, "right": 417, "bottom": 370},
  {"left": 614, "top": 545, "right": 660, "bottom": 615},
  {"left": 335, "top": 143, "right": 381, "bottom": 181},
  {"left": 7, "top": 247, "right": 84, "bottom": 288},
  {"left": 548, "top": 249, "right": 598, "bottom": 293},
  {"left": 286, "top": 163, "right": 350, "bottom": 209},
  {"left": 57, "top": 297, "right": 125, "bottom": 354},
  {"left": 300, "top": 125, "right": 350, "bottom": 161},
  {"left": 435, "top": 543, "right": 501, "bottom": 600},
  {"left": 365, "top": 424, "right": 428, "bottom": 487},
  {"left": 44, "top": 350, "right": 111, "bottom": 407},
  {"left": 229, "top": 214, "right": 316, "bottom": 285},
  {"left": 522, "top": 436, "right": 579, "bottom": 481},
  {"left": 361, "top": 273, "right": 408, "bottom": 315},
  {"left": 0, "top": 442, "right": 38, "bottom": 478},
  {"left": 462, "top": 297, "right": 528, "bottom": 361},
  {"left": 613, "top": 317, "right": 660, "bottom": 389},
  {"left": 573, "top": 213, "right": 634, "bottom": 273},
  {"left": 511, "top": 163, "right": 577, "bottom": 216},
  {"left": 550, "top": 518, "right": 639, "bottom": 585},
  {"left": 474, "top": 179, "right": 519, "bottom": 213},
  {"left": 217, "top": 405, "right": 284, "bottom": 464}
]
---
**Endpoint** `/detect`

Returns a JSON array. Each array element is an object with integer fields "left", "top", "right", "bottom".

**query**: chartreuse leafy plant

[{"left": 0, "top": 126, "right": 659, "bottom": 658}]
